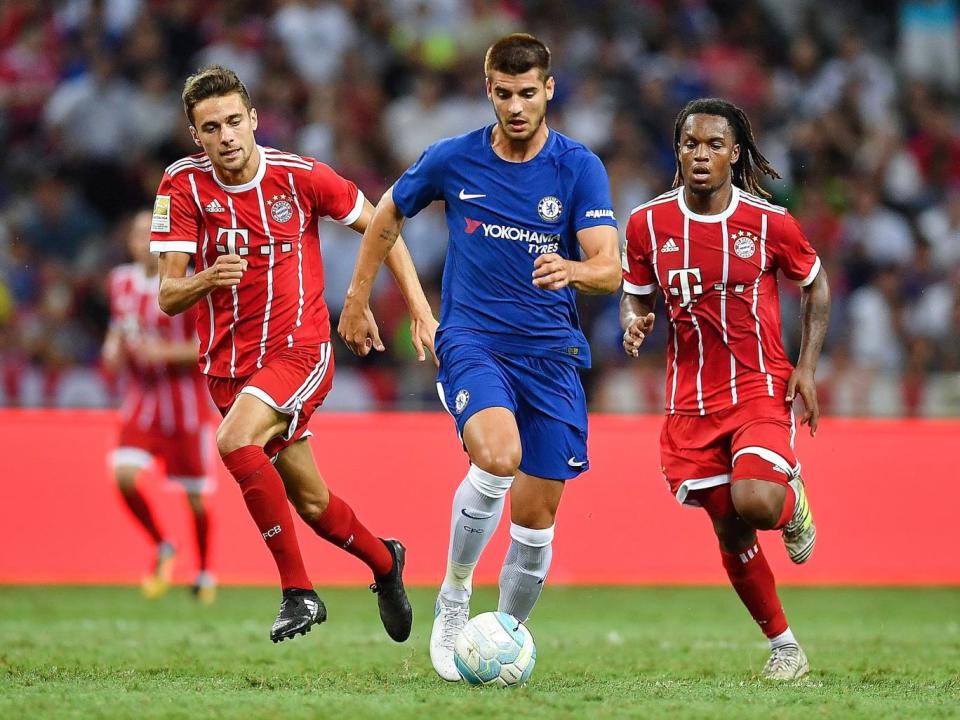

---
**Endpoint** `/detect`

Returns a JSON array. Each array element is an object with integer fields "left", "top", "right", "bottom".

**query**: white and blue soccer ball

[{"left": 453, "top": 611, "right": 536, "bottom": 687}]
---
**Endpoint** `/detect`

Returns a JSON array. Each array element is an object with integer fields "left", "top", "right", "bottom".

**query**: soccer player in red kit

[
  {"left": 150, "top": 65, "right": 437, "bottom": 643},
  {"left": 620, "top": 99, "right": 830, "bottom": 680},
  {"left": 104, "top": 209, "right": 216, "bottom": 604}
]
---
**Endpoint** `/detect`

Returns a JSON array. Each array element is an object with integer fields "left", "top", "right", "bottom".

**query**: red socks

[
  {"left": 119, "top": 486, "right": 164, "bottom": 545},
  {"left": 721, "top": 543, "right": 788, "bottom": 639},
  {"left": 223, "top": 445, "right": 312, "bottom": 591},
  {"left": 192, "top": 506, "right": 211, "bottom": 571},
  {"left": 774, "top": 483, "right": 797, "bottom": 530},
  {"left": 305, "top": 492, "right": 393, "bottom": 577}
]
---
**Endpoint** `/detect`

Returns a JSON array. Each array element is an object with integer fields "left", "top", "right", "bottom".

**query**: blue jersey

[{"left": 392, "top": 125, "right": 617, "bottom": 368}]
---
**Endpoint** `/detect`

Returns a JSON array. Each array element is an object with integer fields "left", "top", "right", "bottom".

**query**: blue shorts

[{"left": 436, "top": 341, "right": 589, "bottom": 481}]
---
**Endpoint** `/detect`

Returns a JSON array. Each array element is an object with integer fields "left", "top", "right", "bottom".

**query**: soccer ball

[{"left": 453, "top": 611, "right": 536, "bottom": 687}]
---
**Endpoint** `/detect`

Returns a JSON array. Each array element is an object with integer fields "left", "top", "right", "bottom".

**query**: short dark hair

[
  {"left": 484, "top": 33, "right": 551, "bottom": 80},
  {"left": 672, "top": 98, "right": 781, "bottom": 198},
  {"left": 181, "top": 65, "right": 252, "bottom": 125}
]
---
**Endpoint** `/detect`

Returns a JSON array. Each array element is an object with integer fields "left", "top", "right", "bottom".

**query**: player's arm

[
  {"left": 345, "top": 193, "right": 437, "bottom": 363},
  {"left": 620, "top": 291, "right": 657, "bottom": 358},
  {"left": 101, "top": 325, "right": 125, "bottom": 372},
  {"left": 157, "top": 251, "right": 246, "bottom": 316},
  {"left": 532, "top": 224, "right": 621, "bottom": 294},
  {"left": 787, "top": 267, "right": 830, "bottom": 436},
  {"left": 131, "top": 337, "right": 201, "bottom": 367}
]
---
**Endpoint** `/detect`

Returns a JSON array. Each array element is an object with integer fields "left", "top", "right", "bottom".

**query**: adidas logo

[
  {"left": 661, "top": 238, "right": 679, "bottom": 253},
  {"left": 205, "top": 198, "right": 225, "bottom": 213}
]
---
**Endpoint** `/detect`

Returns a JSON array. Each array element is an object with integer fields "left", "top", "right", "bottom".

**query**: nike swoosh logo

[
  {"left": 567, "top": 457, "right": 587, "bottom": 468},
  {"left": 459, "top": 189, "right": 486, "bottom": 200},
  {"left": 461, "top": 509, "right": 493, "bottom": 520}
]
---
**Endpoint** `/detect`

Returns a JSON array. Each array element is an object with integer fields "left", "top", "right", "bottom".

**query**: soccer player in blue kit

[{"left": 338, "top": 33, "right": 621, "bottom": 681}]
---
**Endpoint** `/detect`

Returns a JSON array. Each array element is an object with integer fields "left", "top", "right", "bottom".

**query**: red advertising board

[{"left": 0, "top": 411, "right": 956, "bottom": 585}]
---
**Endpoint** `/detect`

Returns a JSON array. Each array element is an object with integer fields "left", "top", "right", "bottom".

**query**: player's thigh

[
  {"left": 437, "top": 343, "right": 520, "bottom": 472},
  {"left": 660, "top": 412, "right": 732, "bottom": 505},
  {"left": 510, "top": 471, "right": 565, "bottom": 529},
  {"left": 217, "top": 392, "right": 289, "bottom": 451},
  {"left": 511, "top": 357, "right": 589, "bottom": 482},
  {"left": 730, "top": 399, "right": 799, "bottom": 485}
]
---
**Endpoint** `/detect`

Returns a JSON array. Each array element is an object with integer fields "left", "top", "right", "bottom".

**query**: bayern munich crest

[
  {"left": 537, "top": 195, "right": 563, "bottom": 223},
  {"left": 268, "top": 193, "right": 294, "bottom": 223},
  {"left": 731, "top": 229, "right": 758, "bottom": 259},
  {"left": 454, "top": 389, "right": 470, "bottom": 415}
]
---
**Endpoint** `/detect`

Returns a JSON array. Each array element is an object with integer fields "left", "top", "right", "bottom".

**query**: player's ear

[
  {"left": 545, "top": 75, "right": 555, "bottom": 101},
  {"left": 249, "top": 107, "right": 258, "bottom": 132},
  {"left": 189, "top": 125, "right": 201, "bottom": 147},
  {"left": 485, "top": 76, "right": 492, "bottom": 99},
  {"left": 731, "top": 142, "right": 741, "bottom": 165}
]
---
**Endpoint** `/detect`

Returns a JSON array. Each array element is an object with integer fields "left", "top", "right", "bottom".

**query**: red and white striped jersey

[
  {"left": 107, "top": 263, "right": 208, "bottom": 434},
  {"left": 149, "top": 145, "right": 364, "bottom": 378},
  {"left": 622, "top": 186, "right": 821, "bottom": 416}
]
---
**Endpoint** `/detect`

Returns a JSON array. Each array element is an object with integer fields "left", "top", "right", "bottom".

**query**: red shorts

[
  {"left": 660, "top": 396, "right": 799, "bottom": 505},
  {"left": 114, "top": 421, "right": 214, "bottom": 494},
  {"left": 206, "top": 343, "right": 334, "bottom": 458}
]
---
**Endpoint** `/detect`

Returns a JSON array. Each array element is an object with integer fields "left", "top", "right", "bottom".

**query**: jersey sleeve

[
  {"left": 150, "top": 172, "right": 201, "bottom": 255},
  {"left": 392, "top": 143, "right": 445, "bottom": 218},
  {"left": 773, "top": 211, "right": 821, "bottom": 286},
  {"left": 570, "top": 152, "right": 617, "bottom": 231},
  {"left": 310, "top": 161, "right": 364, "bottom": 225},
  {"left": 622, "top": 210, "right": 658, "bottom": 295}
]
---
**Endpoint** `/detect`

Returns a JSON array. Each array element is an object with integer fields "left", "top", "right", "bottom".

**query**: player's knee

[
  {"left": 290, "top": 488, "right": 330, "bottom": 522},
  {"left": 216, "top": 422, "right": 254, "bottom": 458},
  {"left": 115, "top": 468, "right": 138, "bottom": 493},
  {"left": 470, "top": 447, "right": 520, "bottom": 478},
  {"left": 730, "top": 480, "right": 781, "bottom": 530}
]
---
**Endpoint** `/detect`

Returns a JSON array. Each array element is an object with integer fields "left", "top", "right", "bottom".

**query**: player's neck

[
  {"left": 491, "top": 123, "right": 550, "bottom": 163},
  {"left": 213, "top": 145, "right": 261, "bottom": 186},
  {"left": 682, "top": 181, "right": 735, "bottom": 216}
]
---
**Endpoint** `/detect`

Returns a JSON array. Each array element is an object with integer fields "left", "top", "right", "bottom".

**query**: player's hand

[
  {"left": 128, "top": 338, "right": 165, "bottom": 365},
  {"left": 622, "top": 313, "right": 655, "bottom": 357},
  {"left": 208, "top": 254, "right": 247, "bottom": 287},
  {"left": 337, "top": 299, "right": 384, "bottom": 357},
  {"left": 410, "top": 311, "right": 439, "bottom": 366},
  {"left": 786, "top": 365, "right": 820, "bottom": 436},
  {"left": 532, "top": 253, "right": 574, "bottom": 291}
]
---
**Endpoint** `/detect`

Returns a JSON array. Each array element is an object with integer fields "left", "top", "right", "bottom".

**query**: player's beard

[{"left": 497, "top": 107, "right": 544, "bottom": 143}]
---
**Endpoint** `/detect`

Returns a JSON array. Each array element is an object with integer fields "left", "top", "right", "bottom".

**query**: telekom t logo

[
  {"left": 216, "top": 227, "right": 250, "bottom": 255},
  {"left": 667, "top": 267, "right": 703, "bottom": 307}
]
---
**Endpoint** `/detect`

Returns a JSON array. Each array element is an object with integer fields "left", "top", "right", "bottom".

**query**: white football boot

[
  {"left": 429, "top": 593, "right": 470, "bottom": 681},
  {"left": 782, "top": 476, "right": 816, "bottom": 564},
  {"left": 762, "top": 643, "right": 810, "bottom": 680}
]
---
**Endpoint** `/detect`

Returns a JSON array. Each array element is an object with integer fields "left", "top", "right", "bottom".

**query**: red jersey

[
  {"left": 107, "top": 263, "right": 208, "bottom": 434},
  {"left": 622, "top": 186, "right": 821, "bottom": 416},
  {"left": 149, "top": 145, "right": 364, "bottom": 378}
]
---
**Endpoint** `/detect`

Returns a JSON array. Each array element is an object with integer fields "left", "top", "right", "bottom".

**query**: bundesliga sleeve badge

[{"left": 151, "top": 195, "right": 171, "bottom": 233}]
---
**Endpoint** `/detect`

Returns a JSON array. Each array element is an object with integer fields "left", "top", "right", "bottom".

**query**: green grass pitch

[{"left": 2, "top": 586, "right": 958, "bottom": 719}]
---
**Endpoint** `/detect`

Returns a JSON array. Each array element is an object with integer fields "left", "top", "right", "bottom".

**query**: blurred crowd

[{"left": 1, "top": 0, "right": 958, "bottom": 416}]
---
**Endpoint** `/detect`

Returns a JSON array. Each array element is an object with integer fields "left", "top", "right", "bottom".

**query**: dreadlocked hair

[{"left": 671, "top": 98, "right": 781, "bottom": 198}]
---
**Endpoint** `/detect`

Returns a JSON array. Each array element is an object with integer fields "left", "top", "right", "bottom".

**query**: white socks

[
  {"left": 498, "top": 522, "right": 554, "bottom": 622},
  {"left": 769, "top": 627, "right": 797, "bottom": 649},
  {"left": 440, "top": 464, "right": 513, "bottom": 603}
]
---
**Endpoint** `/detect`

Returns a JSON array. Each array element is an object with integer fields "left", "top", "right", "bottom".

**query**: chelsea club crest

[
  {"left": 454, "top": 389, "right": 470, "bottom": 415},
  {"left": 538, "top": 195, "right": 562, "bottom": 223}
]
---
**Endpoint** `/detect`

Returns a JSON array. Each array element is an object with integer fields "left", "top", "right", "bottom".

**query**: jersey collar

[
  {"left": 212, "top": 145, "right": 266, "bottom": 193},
  {"left": 677, "top": 185, "right": 740, "bottom": 223}
]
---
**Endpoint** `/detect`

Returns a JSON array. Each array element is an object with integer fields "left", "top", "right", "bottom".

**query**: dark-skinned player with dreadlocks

[{"left": 620, "top": 99, "right": 831, "bottom": 680}]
